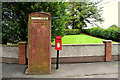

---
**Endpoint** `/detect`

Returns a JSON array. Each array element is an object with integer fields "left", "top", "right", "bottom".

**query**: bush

[
  {"left": 64, "top": 29, "right": 81, "bottom": 35},
  {"left": 83, "top": 26, "right": 120, "bottom": 42},
  {"left": 108, "top": 24, "right": 118, "bottom": 29}
]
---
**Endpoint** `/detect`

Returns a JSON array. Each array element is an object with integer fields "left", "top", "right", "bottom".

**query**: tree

[
  {"left": 67, "top": 1, "right": 103, "bottom": 29},
  {"left": 2, "top": 2, "right": 68, "bottom": 44}
]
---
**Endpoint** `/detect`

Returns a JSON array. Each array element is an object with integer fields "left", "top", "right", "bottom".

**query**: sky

[
  {"left": 101, "top": 0, "right": 119, "bottom": 29},
  {"left": 85, "top": 0, "right": 119, "bottom": 29}
]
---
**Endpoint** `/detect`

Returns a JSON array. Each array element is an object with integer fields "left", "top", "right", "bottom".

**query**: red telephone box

[
  {"left": 55, "top": 36, "right": 62, "bottom": 50},
  {"left": 27, "top": 12, "right": 51, "bottom": 74}
]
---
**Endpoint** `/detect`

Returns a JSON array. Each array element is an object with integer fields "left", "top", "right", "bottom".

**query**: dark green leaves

[{"left": 2, "top": 2, "right": 68, "bottom": 44}]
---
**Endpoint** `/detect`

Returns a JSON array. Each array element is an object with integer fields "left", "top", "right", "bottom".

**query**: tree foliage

[
  {"left": 2, "top": 2, "right": 68, "bottom": 44},
  {"left": 2, "top": 1, "right": 104, "bottom": 44},
  {"left": 66, "top": 1, "right": 103, "bottom": 29}
]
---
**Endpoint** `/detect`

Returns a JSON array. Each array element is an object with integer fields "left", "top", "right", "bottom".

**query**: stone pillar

[
  {"left": 18, "top": 41, "right": 26, "bottom": 64},
  {"left": 103, "top": 40, "right": 112, "bottom": 61}
]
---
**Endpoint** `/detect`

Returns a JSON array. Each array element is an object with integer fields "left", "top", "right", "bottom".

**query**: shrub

[
  {"left": 108, "top": 24, "right": 118, "bottom": 29},
  {"left": 83, "top": 26, "right": 120, "bottom": 42},
  {"left": 64, "top": 29, "right": 81, "bottom": 35}
]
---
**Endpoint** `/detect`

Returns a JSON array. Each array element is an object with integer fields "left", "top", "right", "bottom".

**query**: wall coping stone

[
  {"left": 51, "top": 43, "right": 104, "bottom": 47},
  {"left": 1, "top": 44, "right": 18, "bottom": 47},
  {"left": 112, "top": 43, "right": 120, "bottom": 45},
  {"left": 1, "top": 43, "right": 120, "bottom": 47},
  {"left": 103, "top": 40, "right": 112, "bottom": 42},
  {"left": 18, "top": 41, "right": 27, "bottom": 44}
]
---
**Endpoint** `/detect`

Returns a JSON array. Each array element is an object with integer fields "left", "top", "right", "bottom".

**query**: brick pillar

[
  {"left": 18, "top": 41, "right": 26, "bottom": 64},
  {"left": 103, "top": 40, "right": 112, "bottom": 61}
]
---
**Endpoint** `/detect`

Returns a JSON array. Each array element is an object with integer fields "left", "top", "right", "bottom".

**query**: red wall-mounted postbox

[{"left": 55, "top": 36, "right": 62, "bottom": 50}]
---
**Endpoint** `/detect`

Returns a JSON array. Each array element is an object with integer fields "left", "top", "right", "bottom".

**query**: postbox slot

[{"left": 56, "top": 38, "right": 61, "bottom": 40}]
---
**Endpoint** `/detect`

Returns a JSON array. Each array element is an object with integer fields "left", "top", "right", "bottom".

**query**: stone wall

[{"left": 2, "top": 43, "right": 119, "bottom": 59}]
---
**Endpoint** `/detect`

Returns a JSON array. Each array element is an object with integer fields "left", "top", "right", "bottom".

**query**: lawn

[{"left": 51, "top": 34, "right": 117, "bottom": 44}]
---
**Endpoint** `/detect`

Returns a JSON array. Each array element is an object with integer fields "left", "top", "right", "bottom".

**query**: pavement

[{"left": 1, "top": 61, "right": 119, "bottom": 78}]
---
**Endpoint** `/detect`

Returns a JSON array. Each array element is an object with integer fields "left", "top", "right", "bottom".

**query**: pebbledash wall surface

[{"left": 1, "top": 43, "right": 120, "bottom": 64}]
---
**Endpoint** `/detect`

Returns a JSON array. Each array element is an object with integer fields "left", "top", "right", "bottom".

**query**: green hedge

[
  {"left": 83, "top": 26, "right": 120, "bottom": 42},
  {"left": 64, "top": 29, "right": 81, "bottom": 35}
]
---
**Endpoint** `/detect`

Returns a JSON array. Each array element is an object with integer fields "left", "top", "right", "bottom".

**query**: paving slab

[{"left": 1, "top": 61, "right": 119, "bottom": 78}]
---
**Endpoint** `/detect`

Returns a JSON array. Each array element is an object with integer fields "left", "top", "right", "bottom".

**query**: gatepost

[{"left": 27, "top": 12, "right": 51, "bottom": 74}]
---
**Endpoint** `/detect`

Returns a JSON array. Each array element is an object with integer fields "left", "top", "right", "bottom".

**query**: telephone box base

[{"left": 25, "top": 68, "right": 51, "bottom": 75}]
